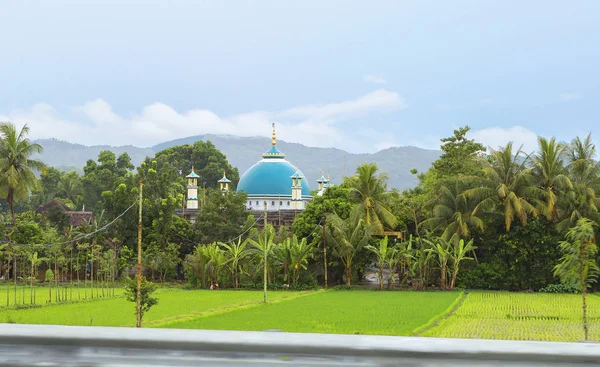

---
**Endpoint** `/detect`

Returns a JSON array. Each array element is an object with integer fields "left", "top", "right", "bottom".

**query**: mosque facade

[{"left": 178, "top": 124, "right": 330, "bottom": 228}]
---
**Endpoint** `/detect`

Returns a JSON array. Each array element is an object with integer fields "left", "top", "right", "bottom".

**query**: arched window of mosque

[
  {"left": 287, "top": 201, "right": 290, "bottom": 206},
  {"left": 256, "top": 201, "right": 259, "bottom": 205},
  {"left": 271, "top": 201, "right": 275, "bottom": 206},
  {"left": 279, "top": 201, "right": 283, "bottom": 206}
]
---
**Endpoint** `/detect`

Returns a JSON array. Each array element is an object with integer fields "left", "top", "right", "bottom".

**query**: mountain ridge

[{"left": 32, "top": 134, "right": 440, "bottom": 190}]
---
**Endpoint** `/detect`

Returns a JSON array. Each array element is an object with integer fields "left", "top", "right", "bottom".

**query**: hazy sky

[{"left": 1, "top": 1, "right": 598, "bottom": 153}]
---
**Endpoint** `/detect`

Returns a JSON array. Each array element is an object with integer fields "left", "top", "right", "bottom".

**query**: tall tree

[
  {"left": 0, "top": 123, "right": 46, "bottom": 223},
  {"left": 347, "top": 163, "right": 397, "bottom": 233},
  {"left": 465, "top": 142, "right": 540, "bottom": 231},
  {"left": 433, "top": 125, "right": 486, "bottom": 177},
  {"left": 559, "top": 135, "right": 600, "bottom": 230},
  {"left": 533, "top": 137, "right": 572, "bottom": 222},
  {"left": 423, "top": 179, "right": 484, "bottom": 244},
  {"left": 554, "top": 218, "right": 599, "bottom": 341}
]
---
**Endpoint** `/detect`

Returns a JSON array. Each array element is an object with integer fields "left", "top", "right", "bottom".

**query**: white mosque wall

[{"left": 246, "top": 197, "right": 310, "bottom": 211}]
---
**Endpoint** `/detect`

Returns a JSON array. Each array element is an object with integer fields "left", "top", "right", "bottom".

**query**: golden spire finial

[
  {"left": 328, "top": 173, "right": 331, "bottom": 181},
  {"left": 271, "top": 122, "right": 276, "bottom": 146},
  {"left": 223, "top": 170, "right": 226, "bottom": 177},
  {"left": 191, "top": 166, "right": 195, "bottom": 172}
]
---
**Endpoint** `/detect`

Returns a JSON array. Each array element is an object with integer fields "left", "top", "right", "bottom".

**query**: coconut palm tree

[
  {"left": 325, "top": 210, "right": 372, "bottom": 285},
  {"left": 58, "top": 172, "right": 83, "bottom": 205},
  {"left": 554, "top": 218, "right": 599, "bottom": 341},
  {"left": 465, "top": 142, "right": 540, "bottom": 231},
  {"left": 347, "top": 163, "right": 397, "bottom": 233},
  {"left": 288, "top": 235, "right": 314, "bottom": 286},
  {"left": 423, "top": 179, "right": 485, "bottom": 244},
  {"left": 559, "top": 135, "right": 600, "bottom": 231},
  {"left": 0, "top": 123, "right": 46, "bottom": 223},
  {"left": 533, "top": 137, "right": 572, "bottom": 222}
]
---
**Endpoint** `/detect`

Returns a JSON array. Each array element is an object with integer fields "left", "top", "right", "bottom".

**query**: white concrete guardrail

[{"left": 0, "top": 324, "right": 599, "bottom": 366}]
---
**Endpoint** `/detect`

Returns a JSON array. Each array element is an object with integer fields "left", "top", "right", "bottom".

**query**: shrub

[{"left": 539, "top": 284, "right": 580, "bottom": 294}]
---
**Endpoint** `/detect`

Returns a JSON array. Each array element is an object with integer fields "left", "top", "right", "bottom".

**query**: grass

[
  {"left": 160, "top": 290, "right": 462, "bottom": 336},
  {"left": 0, "top": 289, "right": 306, "bottom": 327},
  {"left": 424, "top": 292, "right": 600, "bottom": 342},
  {"left": 0, "top": 284, "right": 125, "bottom": 308}
]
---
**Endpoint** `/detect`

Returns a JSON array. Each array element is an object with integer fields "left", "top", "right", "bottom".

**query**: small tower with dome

[
  {"left": 186, "top": 168, "right": 200, "bottom": 209},
  {"left": 316, "top": 172, "right": 331, "bottom": 196},
  {"left": 218, "top": 171, "right": 231, "bottom": 194}
]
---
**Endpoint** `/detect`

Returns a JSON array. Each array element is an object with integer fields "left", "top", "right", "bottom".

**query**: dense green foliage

[{"left": 2, "top": 122, "right": 600, "bottom": 294}]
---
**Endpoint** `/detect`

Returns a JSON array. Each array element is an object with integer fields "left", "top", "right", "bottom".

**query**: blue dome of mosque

[{"left": 237, "top": 125, "right": 311, "bottom": 197}]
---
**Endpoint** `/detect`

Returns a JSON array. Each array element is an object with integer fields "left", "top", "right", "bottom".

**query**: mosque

[{"left": 179, "top": 124, "right": 330, "bottom": 228}]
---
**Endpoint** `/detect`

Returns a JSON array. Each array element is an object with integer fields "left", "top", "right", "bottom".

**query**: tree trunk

[
  {"left": 30, "top": 259, "right": 34, "bottom": 304},
  {"left": 450, "top": 267, "right": 458, "bottom": 290},
  {"left": 581, "top": 244, "right": 588, "bottom": 341},
  {"left": 441, "top": 263, "right": 447, "bottom": 291},
  {"left": 6, "top": 257, "right": 10, "bottom": 307},
  {"left": 345, "top": 264, "right": 351, "bottom": 286},
  {"left": 8, "top": 187, "right": 15, "bottom": 224},
  {"left": 379, "top": 264, "right": 384, "bottom": 290}
]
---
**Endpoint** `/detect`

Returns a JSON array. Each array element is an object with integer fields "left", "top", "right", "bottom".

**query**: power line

[{"left": 8, "top": 201, "right": 138, "bottom": 247}]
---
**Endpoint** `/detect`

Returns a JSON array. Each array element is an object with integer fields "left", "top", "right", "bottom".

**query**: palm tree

[
  {"left": 325, "top": 210, "right": 372, "bottom": 285},
  {"left": 365, "top": 236, "right": 395, "bottom": 290},
  {"left": 465, "top": 143, "right": 540, "bottom": 231},
  {"left": 58, "top": 172, "right": 82, "bottom": 205},
  {"left": 0, "top": 123, "right": 46, "bottom": 223},
  {"left": 559, "top": 135, "right": 600, "bottom": 231},
  {"left": 288, "top": 235, "right": 314, "bottom": 286},
  {"left": 347, "top": 163, "right": 397, "bottom": 233},
  {"left": 448, "top": 238, "right": 476, "bottom": 290},
  {"left": 533, "top": 137, "right": 572, "bottom": 222},
  {"left": 248, "top": 225, "right": 276, "bottom": 300},
  {"left": 554, "top": 218, "right": 599, "bottom": 341},
  {"left": 200, "top": 244, "right": 228, "bottom": 286},
  {"left": 221, "top": 238, "right": 250, "bottom": 288},
  {"left": 423, "top": 179, "right": 485, "bottom": 244}
]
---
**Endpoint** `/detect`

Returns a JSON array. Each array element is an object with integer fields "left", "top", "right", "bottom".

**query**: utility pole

[
  {"left": 263, "top": 200, "right": 268, "bottom": 303},
  {"left": 322, "top": 202, "right": 328, "bottom": 289},
  {"left": 136, "top": 179, "right": 143, "bottom": 328}
]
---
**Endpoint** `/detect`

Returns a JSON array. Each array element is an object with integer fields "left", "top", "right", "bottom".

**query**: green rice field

[
  {"left": 424, "top": 292, "right": 600, "bottom": 342},
  {"left": 0, "top": 289, "right": 306, "bottom": 327},
  {"left": 160, "top": 291, "right": 462, "bottom": 335},
  {"left": 1, "top": 288, "right": 597, "bottom": 342}
]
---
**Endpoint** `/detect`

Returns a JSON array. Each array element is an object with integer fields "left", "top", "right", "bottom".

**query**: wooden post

[
  {"left": 136, "top": 179, "right": 143, "bottom": 328},
  {"left": 263, "top": 200, "right": 268, "bottom": 303},
  {"left": 322, "top": 202, "right": 328, "bottom": 289}
]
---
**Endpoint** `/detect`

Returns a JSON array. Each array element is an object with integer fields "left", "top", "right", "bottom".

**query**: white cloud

[
  {"left": 363, "top": 74, "right": 387, "bottom": 85},
  {"left": 471, "top": 126, "right": 539, "bottom": 153},
  {"left": 559, "top": 93, "right": 583, "bottom": 101},
  {"left": 1, "top": 90, "right": 406, "bottom": 152}
]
